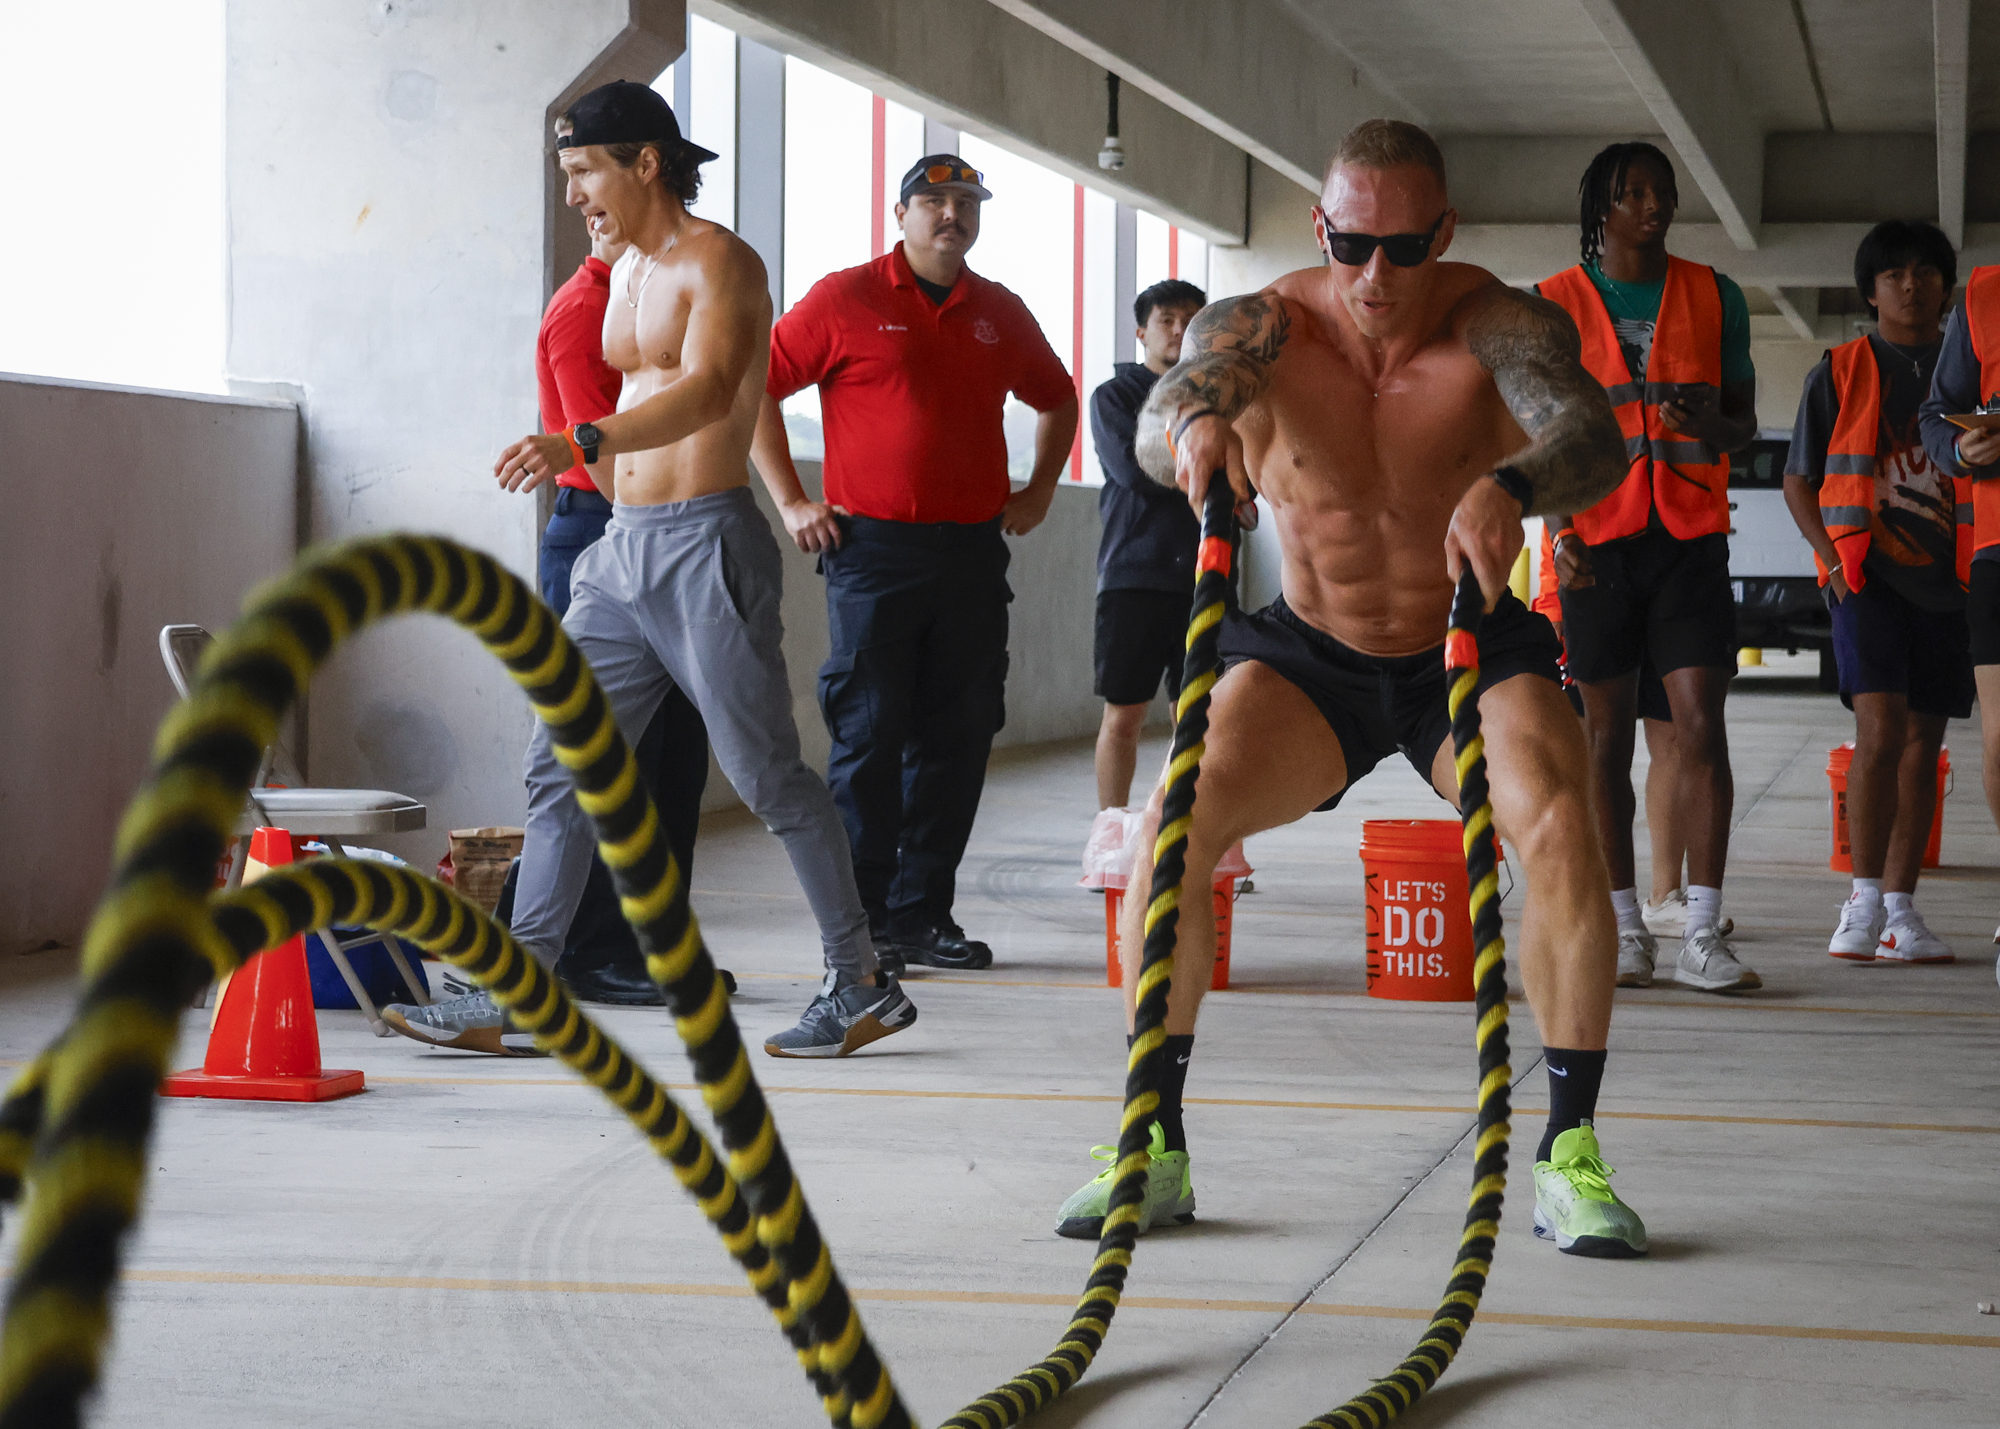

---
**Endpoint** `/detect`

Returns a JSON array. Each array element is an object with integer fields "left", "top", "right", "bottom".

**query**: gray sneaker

[
  {"left": 382, "top": 989, "right": 544, "bottom": 1056},
  {"left": 1673, "top": 927, "right": 1762, "bottom": 993},
  {"left": 763, "top": 976, "right": 918, "bottom": 1058},
  {"left": 1615, "top": 929, "right": 1657, "bottom": 988}
]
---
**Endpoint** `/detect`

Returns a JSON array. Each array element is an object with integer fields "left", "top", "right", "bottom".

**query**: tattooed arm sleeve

[
  {"left": 1134, "top": 293, "right": 1293, "bottom": 484},
  {"left": 1462, "top": 283, "right": 1628, "bottom": 516}
]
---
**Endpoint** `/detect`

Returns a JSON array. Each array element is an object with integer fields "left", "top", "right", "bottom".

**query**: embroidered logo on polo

[
  {"left": 972, "top": 318, "right": 1000, "bottom": 344},
  {"left": 878, "top": 324, "right": 908, "bottom": 332}
]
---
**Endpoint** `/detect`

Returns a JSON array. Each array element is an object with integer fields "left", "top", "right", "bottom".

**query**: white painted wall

[{"left": 0, "top": 375, "right": 297, "bottom": 956}]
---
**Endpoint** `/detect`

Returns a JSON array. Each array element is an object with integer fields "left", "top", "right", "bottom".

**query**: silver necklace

[
  {"left": 625, "top": 223, "right": 685, "bottom": 309},
  {"left": 1879, "top": 337, "right": 1928, "bottom": 381}
]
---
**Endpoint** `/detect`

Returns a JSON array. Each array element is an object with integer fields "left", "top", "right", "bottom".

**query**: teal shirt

[{"left": 1583, "top": 263, "right": 1755, "bottom": 388}]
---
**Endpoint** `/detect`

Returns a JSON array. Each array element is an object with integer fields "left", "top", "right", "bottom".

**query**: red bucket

[
  {"left": 1362, "top": 819, "right": 1489, "bottom": 1002},
  {"left": 1826, "top": 743, "right": 1947, "bottom": 873}
]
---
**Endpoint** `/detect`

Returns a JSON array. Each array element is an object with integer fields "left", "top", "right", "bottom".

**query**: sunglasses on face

[{"left": 1319, "top": 211, "right": 1448, "bottom": 268}]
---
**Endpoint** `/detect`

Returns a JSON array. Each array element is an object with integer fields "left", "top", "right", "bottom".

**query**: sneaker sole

[
  {"left": 1053, "top": 1208, "right": 1196, "bottom": 1241},
  {"left": 1873, "top": 953, "right": 1955, "bottom": 965},
  {"left": 1672, "top": 969, "right": 1762, "bottom": 993},
  {"left": 382, "top": 1009, "right": 538, "bottom": 1057},
  {"left": 896, "top": 948, "right": 994, "bottom": 970},
  {"left": 1533, "top": 1205, "right": 1648, "bottom": 1259},
  {"left": 1615, "top": 968, "right": 1653, "bottom": 988},
  {"left": 1829, "top": 947, "right": 1880, "bottom": 961}
]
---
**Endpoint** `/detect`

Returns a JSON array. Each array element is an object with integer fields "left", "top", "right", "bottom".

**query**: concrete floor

[{"left": 5, "top": 658, "right": 2000, "bottom": 1427}]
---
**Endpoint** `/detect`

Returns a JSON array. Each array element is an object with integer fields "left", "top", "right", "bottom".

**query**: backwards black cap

[{"left": 557, "top": 79, "right": 719, "bottom": 164}]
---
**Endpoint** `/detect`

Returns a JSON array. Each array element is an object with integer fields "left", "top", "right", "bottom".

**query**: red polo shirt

[
  {"left": 766, "top": 245, "right": 1074, "bottom": 524},
  {"left": 536, "top": 256, "right": 623, "bottom": 493}
]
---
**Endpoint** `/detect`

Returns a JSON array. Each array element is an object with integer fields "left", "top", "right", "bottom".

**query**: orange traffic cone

[{"left": 161, "top": 827, "right": 365, "bottom": 1102}]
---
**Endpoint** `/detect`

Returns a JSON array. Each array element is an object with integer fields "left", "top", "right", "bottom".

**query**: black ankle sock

[
  {"left": 1154, "top": 1035, "right": 1195, "bottom": 1153},
  {"left": 1537, "top": 1047, "right": 1607, "bottom": 1162}
]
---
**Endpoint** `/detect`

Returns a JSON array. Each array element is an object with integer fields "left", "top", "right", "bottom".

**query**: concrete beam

[
  {"left": 1935, "top": 0, "right": 1971, "bottom": 247},
  {"left": 982, "top": 0, "right": 1406, "bottom": 196},
  {"left": 1575, "top": 0, "right": 1764, "bottom": 249},
  {"left": 692, "top": 0, "right": 1246, "bottom": 243},
  {"left": 1768, "top": 287, "right": 1821, "bottom": 343}
]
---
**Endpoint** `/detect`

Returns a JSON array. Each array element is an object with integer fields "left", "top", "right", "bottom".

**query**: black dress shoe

[
  {"left": 886, "top": 921, "right": 993, "bottom": 970},
  {"left": 557, "top": 960, "right": 737, "bottom": 1004},
  {"left": 558, "top": 957, "right": 664, "bottom": 1006}
]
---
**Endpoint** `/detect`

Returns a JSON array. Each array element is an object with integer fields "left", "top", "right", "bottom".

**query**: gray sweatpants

[{"left": 510, "top": 486, "right": 876, "bottom": 983}]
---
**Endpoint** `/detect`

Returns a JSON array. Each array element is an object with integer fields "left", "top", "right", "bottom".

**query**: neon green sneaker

[
  {"left": 1053, "top": 1121, "right": 1196, "bottom": 1240},
  {"left": 1532, "top": 1121, "right": 1648, "bottom": 1259}
]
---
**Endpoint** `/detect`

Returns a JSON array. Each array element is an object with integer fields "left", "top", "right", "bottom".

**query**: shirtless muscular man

[
  {"left": 395, "top": 82, "right": 914, "bottom": 1061},
  {"left": 1053, "top": 120, "right": 1647, "bottom": 1259}
]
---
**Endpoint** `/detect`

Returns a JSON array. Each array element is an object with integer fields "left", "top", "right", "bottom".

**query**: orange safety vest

[
  {"left": 1815, "top": 337, "right": 1973, "bottom": 592},
  {"left": 1539, "top": 256, "right": 1733, "bottom": 544},
  {"left": 1962, "top": 265, "right": 2000, "bottom": 551}
]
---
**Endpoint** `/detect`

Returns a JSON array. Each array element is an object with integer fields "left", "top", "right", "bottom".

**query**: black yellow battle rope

[
  {"left": 0, "top": 521, "right": 1511, "bottom": 1429},
  {"left": 1298, "top": 569, "right": 1514, "bottom": 1429},
  {"left": 0, "top": 537, "right": 908, "bottom": 1429}
]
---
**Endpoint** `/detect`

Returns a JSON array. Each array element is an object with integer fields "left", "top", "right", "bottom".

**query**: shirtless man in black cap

[{"left": 386, "top": 81, "right": 916, "bottom": 1061}]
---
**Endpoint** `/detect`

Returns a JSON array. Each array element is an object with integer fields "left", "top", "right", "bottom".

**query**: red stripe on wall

[
  {"left": 870, "top": 96, "right": 886, "bottom": 259},
  {"left": 1168, "top": 225, "right": 1179, "bottom": 280},
  {"left": 1071, "top": 183, "right": 1085, "bottom": 482}
]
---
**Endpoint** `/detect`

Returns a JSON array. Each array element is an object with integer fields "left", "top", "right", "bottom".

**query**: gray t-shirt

[{"left": 1786, "top": 334, "right": 1961, "bottom": 611}]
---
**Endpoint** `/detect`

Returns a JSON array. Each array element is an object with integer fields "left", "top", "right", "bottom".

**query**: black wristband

[
  {"left": 1171, "top": 408, "right": 1222, "bottom": 447},
  {"left": 1489, "top": 464, "right": 1533, "bottom": 513}
]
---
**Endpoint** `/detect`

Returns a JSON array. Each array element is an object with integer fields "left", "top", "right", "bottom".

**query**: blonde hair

[{"left": 1324, "top": 119, "right": 1447, "bottom": 192}]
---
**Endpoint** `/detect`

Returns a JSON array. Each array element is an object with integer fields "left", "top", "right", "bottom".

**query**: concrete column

[
  {"left": 225, "top": 0, "right": 684, "bottom": 852},
  {"left": 1113, "top": 202, "right": 1138, "bottom": 364},
  {"left": 736, "top": 37, "right": 785, "bottom": 315}
]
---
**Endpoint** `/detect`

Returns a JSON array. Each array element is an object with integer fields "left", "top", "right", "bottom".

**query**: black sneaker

[{"left": 886, "top": 920, "right": 993, "bottom": 970}]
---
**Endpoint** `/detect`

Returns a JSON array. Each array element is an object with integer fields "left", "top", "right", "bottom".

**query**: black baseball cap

[
  {"left": 899, "top": 154, "right": 993, "bottom": 205},
  {"left": 557, "top": 80, "right": 719, "bottom": 164}
]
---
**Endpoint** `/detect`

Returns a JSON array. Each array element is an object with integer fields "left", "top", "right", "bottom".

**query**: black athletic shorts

[
  {"left": 1095, "top": 588, "right": 1189, "bottom": 705},
  {"left": 1217, "top": 591, "right": 1562, "bottom": 811},
  {"left": 1969, "top": 560, "right": 2000, "bottom": 667},
  {"left": 1830, "top": 577, "right": 1973, "bottom": 717},
  {"left": 1558, "top": 528, "right": 1736, "bottom": 683}
]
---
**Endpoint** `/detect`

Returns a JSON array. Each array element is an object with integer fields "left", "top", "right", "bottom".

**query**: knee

[
  {"left": 1102, "top": 702, "right": 1149, "bottom": 737},
  {"left": 1510, "top": 782, "right": 1597, "bottom": 871}
]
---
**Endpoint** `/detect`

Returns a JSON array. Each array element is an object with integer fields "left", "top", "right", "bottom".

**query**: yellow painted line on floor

[
  {"left": 358, "top": 1076, "right": 2000, "bottom": 1134},
  {"left": 110, "top": 1270, "right": 2000, "bottom": 1350}
]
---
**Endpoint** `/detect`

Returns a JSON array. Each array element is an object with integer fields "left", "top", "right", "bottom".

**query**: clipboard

[{"left": 1945, "top": 411, "right": 2000, "bottom": 431}]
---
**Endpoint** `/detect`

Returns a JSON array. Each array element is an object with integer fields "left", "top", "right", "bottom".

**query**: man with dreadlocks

[
  {"left": 1051, "top": 119, "right": 1652, "bottom": 1260},
  {"left": 1536, "top": 140, "right": 1761, "bottom": 997}
]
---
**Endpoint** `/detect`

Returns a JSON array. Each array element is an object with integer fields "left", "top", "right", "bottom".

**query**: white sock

[
  {"left": 1851, "top": 877, "right": 1883, "bottom": 902},
  {"left": 1609, "top": 887, "right": 1644, "bottom": 934},
  {"left": 1884, "top": 891, "right": 1914, "bottom": 918},
  {"left": 1685, "top": 885, "right": 1723, "bottom": 935}
]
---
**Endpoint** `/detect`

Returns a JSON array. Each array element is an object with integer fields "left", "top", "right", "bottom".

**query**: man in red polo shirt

[{"left": 752, "top": 155, "right": 1078, "bottom": 970}]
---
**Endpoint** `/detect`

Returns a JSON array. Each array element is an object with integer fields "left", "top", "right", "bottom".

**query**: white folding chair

[{"left": 160, "top": 624, "right": 433, "bottom": 1034}]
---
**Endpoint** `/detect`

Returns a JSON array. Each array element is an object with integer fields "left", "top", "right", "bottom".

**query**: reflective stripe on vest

[
  {"left": 1817, "top": 337, "right": 1878, "bottom": 592},
  {"left": 1539, "top": 257, "right": 1733, "bottom": 543},
  {"left": 1965, "top": 265, "right": 2000, "bottom": 553}
]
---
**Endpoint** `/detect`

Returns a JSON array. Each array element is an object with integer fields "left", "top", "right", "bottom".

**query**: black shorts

[
  {"left": 1559, "top": 528, "right": 1736, "bottom": 683},
  {"left": 1970, "top": 560, "right": 2000, "bottom": 667},
  {"left": 1832, "top": 578, "right": 1974, "bottom": 717},
  {"left": 1095, "top": 588, "right": 1189, "bottom": 705},
  {"left": 1217, "top": 591, "right": 1563, "bottom": 811}
]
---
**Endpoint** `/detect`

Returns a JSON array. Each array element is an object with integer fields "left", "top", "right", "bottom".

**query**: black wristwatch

[
  {"left": 1488, "top": 464, "right": 1533, "bottom": 513},
  {"left": 572, "top": 422, "right": 602, "bottom": 465}
]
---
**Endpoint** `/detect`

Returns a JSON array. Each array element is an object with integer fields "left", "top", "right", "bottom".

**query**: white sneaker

[
  {"left": 1615, "top": 929, "right": 1656, "bottom": 988},
  {"left": 1875, "top": 911, "right": 1954, "bottom": 964},
  {"left": 1828, "top": 895, "right": 1887, "bottom": 961},
  {"left": 1673, "top": 927, "right": 1762, "bottom": 993},
  {"left": 1640, "top": 889, "right": 1686, "bottom": 937},
  {"left": 1642, "top": 888, "right": 1733, "bottom": 938}
]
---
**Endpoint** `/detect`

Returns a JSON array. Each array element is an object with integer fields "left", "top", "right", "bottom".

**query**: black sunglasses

[{"left": 1322, "top": 212, "right": 1448, "bottom": 268}]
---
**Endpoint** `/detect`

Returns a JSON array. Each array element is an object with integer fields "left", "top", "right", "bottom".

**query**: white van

[{"left": 1728, "top": 432, "right": 1835, "bottom": 687}]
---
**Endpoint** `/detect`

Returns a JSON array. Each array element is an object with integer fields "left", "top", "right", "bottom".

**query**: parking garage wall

[{"left": 0, "top": 374, "right": 298, "bottom": 956}]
